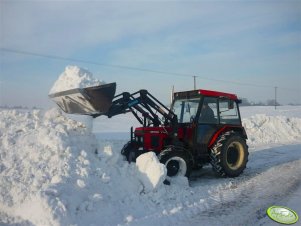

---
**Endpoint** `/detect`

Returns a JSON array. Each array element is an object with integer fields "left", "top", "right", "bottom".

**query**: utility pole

[
  {"left": 274, "top": 86, "right": 278, "bottom": 110},
  {"left": 193, "top": 76, "right": 196, "bottom": 90}
]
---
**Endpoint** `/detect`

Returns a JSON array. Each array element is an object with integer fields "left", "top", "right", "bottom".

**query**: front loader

[{"left": 49, "top": 82, "right": 248, "bottom": 178}]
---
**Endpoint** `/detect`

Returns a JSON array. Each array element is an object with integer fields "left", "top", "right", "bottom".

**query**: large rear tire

[
  {"left": 158, "top": 147, "right": 192, "bottom": 178},
  {"left": 210, "top": 131, "right": 248, "bottom": 177}
]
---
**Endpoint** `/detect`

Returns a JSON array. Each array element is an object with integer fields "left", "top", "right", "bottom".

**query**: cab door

[{"left": 195, "top": 97, "right": 220, "bottom": 157}]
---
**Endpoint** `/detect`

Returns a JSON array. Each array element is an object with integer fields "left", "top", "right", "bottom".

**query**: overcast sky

[{"left": 0, "top": 0, "right": 300, "bottom": 108}]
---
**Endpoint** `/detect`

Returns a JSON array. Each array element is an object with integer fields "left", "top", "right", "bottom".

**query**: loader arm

[
  {"left": 103, "top": 89, "right": 178, "bottom": 128},
  {"left": 49, "top": 83, "right": 177, "bottom": 128}
]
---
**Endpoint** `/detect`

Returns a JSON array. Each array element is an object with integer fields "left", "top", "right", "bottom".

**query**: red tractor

[{"left": 50, "top": 83, "right": 248, "bottom": 178}]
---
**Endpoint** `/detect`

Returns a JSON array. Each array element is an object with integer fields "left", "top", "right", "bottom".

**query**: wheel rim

[
  {"left": 165, "top": 157, "right": 187, "bottom": 177},
  {"left": 226, "top": 141, "right": 244, "bottom": 170}
]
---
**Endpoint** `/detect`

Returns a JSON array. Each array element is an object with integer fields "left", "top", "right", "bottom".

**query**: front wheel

[
  {"left": 210, "top": 131, "right": 249, "bottom": 177},
  {"left": 121, "top": 141, "right": 140, "bottom": 162},
  {"left": 158, "top": 147, "right": 192, "bottom": 178}
]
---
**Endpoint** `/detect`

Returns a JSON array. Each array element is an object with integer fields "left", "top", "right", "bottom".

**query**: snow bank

[
  {"left": 136, "top": 152, "right": 167, "bottom": 192},
  {"left": 243, "top": 114, "right": 301, "bottom": 147},
  {"left": 0, "top": 108, "right": 98, "bottom": 225},
  {"left": 49, "top": 65, "right": 104, "bottom": 94},
  {"left": 0, "top": 109, "right": 182, "bottom": 226}
]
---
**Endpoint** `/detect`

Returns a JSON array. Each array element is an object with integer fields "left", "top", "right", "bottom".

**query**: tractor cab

[
  {"left": 172, "top": 89, "right": 241, "bottom": 126},
  {"left": 172, "top": 89, "right": 246, "bottom": 163}
]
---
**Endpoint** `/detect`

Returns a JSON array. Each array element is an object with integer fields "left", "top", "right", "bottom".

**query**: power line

[
  {"left": 0, "top": 47, "right": 297, "bottom": 91},
  {"left": 0, "top": 47, "right": 199, "bottom": 78}
]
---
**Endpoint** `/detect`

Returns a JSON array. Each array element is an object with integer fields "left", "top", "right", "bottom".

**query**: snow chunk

[
  {"left": 124, "top": 215, "right": 134, "bottom": 223},
  {"left": 49, "top": 65, "right": 105, "bottom": 94},
  {"left": 136, "top": 152, "right": 167, "bottom": 192}
]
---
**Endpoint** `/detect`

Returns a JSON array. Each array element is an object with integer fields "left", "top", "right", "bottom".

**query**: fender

[{"left": 208, "top": 125, "right": 247, "bottom": 148}]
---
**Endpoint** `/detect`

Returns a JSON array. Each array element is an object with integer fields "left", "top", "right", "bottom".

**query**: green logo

[{"left": 267, "top": 206, "right": 299, "bottom": 225}]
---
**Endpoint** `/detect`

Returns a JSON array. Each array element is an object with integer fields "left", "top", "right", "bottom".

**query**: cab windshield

[{"left": 172, "top": 98, "right": 200, "bottom": 123}]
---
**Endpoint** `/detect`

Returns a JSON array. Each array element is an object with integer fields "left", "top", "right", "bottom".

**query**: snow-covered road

[{"left": 187, "top": 144, "right": 301, "bottom": 226}]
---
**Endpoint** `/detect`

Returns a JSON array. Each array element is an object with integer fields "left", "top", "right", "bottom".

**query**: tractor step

[{"left": 49, "top": 82, "right": 116, "bottom": 116}]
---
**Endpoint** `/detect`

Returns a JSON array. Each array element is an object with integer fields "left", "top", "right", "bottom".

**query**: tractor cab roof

[{"left": 174, "top": 89, "right": 238, "bottom": 101}]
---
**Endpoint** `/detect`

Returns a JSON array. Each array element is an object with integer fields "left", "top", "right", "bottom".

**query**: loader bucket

[{"left": 49, "top": 82, "right": 116, "bottom": 116}]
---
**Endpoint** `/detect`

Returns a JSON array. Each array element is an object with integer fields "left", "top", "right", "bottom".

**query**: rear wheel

[
  {"left": 158, "top": 147, "right": 192, "bottom": 177},
  {"left": 210, "top": 131, "right": 248, "bottom": 177}
]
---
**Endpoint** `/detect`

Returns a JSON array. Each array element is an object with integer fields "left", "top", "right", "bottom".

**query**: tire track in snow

[
  {"left": 190, "top": 161, "right": 301, "bottom": 226},
  {"left": 182, "top": 144, "right": 301, "bottom": 226}
]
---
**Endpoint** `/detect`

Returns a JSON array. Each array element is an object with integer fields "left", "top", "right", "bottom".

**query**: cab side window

[
  {"left": 173, "top": 98, "right": 200, "bottom": 123},
  {"left": 219, "top": 99, "right": 240, "bottom": 125},
  {"left": 199, "top": 97, "right": 218, "bottom": 124}
]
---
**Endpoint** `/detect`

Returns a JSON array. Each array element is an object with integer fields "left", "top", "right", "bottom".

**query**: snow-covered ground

[{"left": 0, "top": 106, "right": 300, "bottom": 226}]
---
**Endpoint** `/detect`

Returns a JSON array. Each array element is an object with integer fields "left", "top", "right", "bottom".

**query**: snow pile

[
  {"left": 136, "top": 152, "right": 167, "bottom": 192},
  {"left": 0, "top": 109, "right": 188, "bottom": 226},
  {"left": 0, "top": 108, "right": 98, "bottom": 225},
  {"left": 49, "top": 65, "right": 104, "bottom": 94},
  {"left": 243, "top": 114, "right": 301, "bottom": 147}
]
